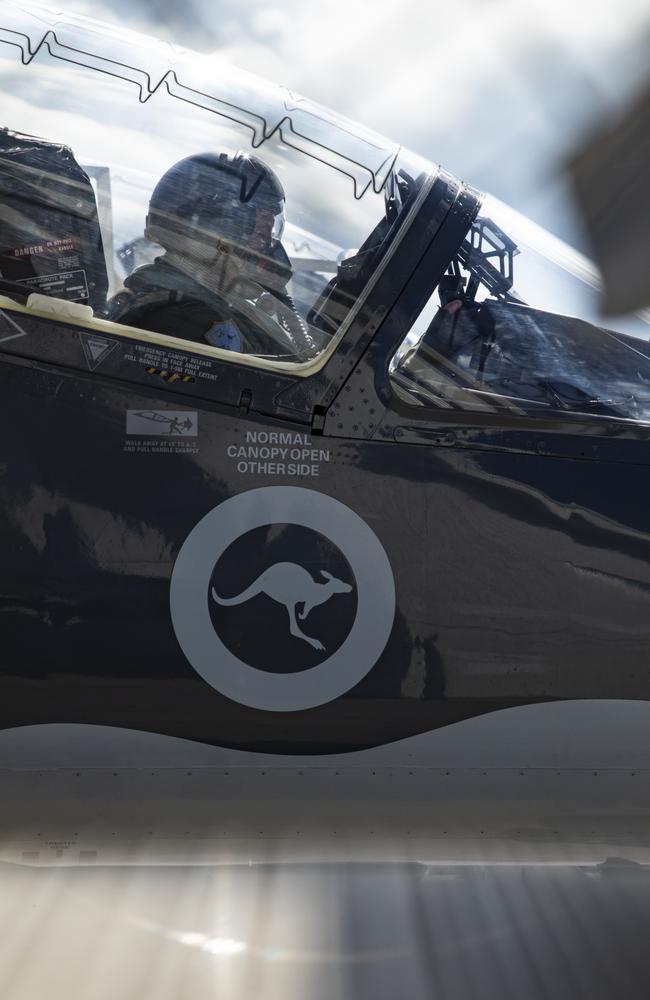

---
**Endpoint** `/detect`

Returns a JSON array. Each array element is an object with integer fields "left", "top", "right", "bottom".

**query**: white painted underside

[{"left": 0, "top": 701, "right": 649, "bottom": 866}]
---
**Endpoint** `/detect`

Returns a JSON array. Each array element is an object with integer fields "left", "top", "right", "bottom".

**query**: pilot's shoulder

[{"left": 108, "top": 260, "right": 190, "bottom": 322}]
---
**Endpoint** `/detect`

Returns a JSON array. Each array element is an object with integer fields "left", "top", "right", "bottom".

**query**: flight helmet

[{"left": 145, "top": 152, "right": 286, "bottom": 259}]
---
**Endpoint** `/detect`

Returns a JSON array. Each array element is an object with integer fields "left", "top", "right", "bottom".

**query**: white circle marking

[{"left": 170, "top": 486, "right": 395, "bottom": 711}]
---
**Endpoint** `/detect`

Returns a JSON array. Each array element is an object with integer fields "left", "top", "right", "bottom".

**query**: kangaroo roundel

[{"left": 170, "top": 486, "right": 396, "bottom": 711}]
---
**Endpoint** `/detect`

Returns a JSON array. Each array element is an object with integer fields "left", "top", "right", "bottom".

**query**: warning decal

[
  {"left": 79, "top": 332, "right": 118, "bottom": 371},
  {"left": 17, "top": 268, "right": 90, "bottom": 302},
  {"left": 1, "top": 237, "right": 91, "bottom": 304}
]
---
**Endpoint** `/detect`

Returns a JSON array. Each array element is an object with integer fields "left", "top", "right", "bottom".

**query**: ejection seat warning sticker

[
  {"left": 124, "top": 410, "right": 199, "bottom": 455},
  {"left": 226, "top": 431, "right": 330, "bottom": 477},
  {"left": 5, "top": 239, "right": 90, "bottom": 303},
  {"left": 79, "top": 333, "right": 119, "bottom": 371}
]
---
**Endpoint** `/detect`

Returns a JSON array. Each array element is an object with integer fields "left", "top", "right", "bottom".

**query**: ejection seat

[{"left": 0, "top": 128, "right": 108, "bottom": 312}]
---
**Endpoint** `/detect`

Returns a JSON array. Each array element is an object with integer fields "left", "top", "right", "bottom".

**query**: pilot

[{"left": 109, "top": 152, "right": 319, "bottom": 361}]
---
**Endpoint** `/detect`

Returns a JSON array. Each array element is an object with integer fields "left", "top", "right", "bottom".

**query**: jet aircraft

[{"left": 0, "top": 1, "right": 650, "bottom": 867}]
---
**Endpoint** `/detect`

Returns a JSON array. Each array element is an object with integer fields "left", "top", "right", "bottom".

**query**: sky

[{"left": 43, "top": 0, "right": 650, "bottom": 246}]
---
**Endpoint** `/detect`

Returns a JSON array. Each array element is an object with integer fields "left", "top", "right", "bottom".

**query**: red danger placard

[{"left": 9, "top": 238, "right": 77, "bottom": 257}]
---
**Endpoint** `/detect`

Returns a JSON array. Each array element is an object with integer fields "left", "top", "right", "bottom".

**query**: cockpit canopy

[{"left": 1, "top": 2, "right": 649, "bottom": 425}]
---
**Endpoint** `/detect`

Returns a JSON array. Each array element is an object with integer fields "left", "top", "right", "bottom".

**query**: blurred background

[
  {"left": 5, "top": 858, "right": 650, "bottom": 999},
  {"left": 52, "top": 0, "right": 650, "bottom": 251}
]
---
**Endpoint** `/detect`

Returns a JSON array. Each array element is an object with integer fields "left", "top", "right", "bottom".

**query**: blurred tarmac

[{"left": 3, "top": 860, "right": 650, "bottom": 999}]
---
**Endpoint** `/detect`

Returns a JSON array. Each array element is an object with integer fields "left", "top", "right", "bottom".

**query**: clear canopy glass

[
  {"left": 0, "top": 1, "right": 432, "bottom": 366},
  {"left": 392, "top": 195, "right": 650, "bottom": 424}
]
